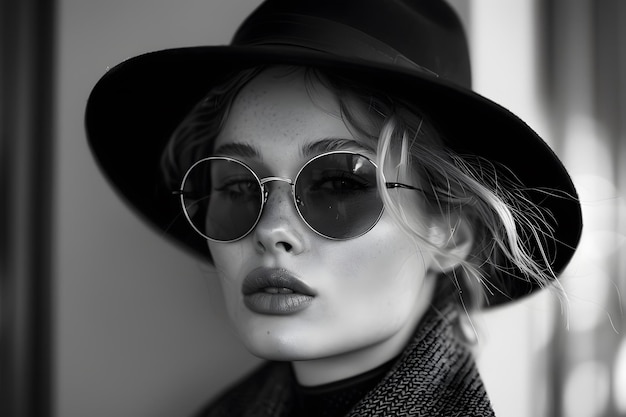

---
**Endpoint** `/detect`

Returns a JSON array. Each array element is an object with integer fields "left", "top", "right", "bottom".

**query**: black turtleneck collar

[{"left": 290, "top": 354, "right": 399, "bottom": 417}]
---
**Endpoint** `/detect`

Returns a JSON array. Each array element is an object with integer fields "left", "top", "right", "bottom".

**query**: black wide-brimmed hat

[{"left": 85, "top": 0, "right": 582, "bottom": 306}]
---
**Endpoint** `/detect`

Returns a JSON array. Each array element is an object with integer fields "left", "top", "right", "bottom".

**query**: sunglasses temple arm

[
  {"left": 385, "top": 182, "right": 424, "bottom": 192},
  {"left": 386, "top": 182, "right": 469, "bottom": 204}
]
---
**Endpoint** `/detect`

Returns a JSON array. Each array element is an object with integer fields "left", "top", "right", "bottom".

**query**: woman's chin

[
  {"left": 237, "top": 328, "right": 391, "bottom": 364},
  {"left": 236, "top": 328, "right": 335, "bottom": 361}
]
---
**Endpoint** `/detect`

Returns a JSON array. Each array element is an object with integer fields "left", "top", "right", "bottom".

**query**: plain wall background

[{"left": 54, "top": 1, "right": 557, "bottom": 416}]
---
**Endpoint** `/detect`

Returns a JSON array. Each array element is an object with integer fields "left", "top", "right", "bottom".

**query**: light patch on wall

[
  {"left": 562, "top": 173, "right": 626, "bottom": 333},
  {"left": 563, "top": 360, "right": 610, "bottom": 417},
  {"left": 615, "top": 338, "right": 626, "bottom": 413}
]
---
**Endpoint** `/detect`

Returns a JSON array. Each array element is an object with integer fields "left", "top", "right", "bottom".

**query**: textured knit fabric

[{"left": 195, "top": 303, "right": 495, "bottom": 417}]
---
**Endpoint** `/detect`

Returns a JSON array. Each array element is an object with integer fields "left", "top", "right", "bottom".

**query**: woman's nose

[{"left": 253, "top": 182, "right": 306, "bottom": 256}]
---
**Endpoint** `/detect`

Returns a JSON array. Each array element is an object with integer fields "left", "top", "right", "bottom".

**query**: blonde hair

[
  {"left": 161, "top": 65, "right": 564, "bottom": 311},
  {"left": 374, "top": 113, "right": 560, "bottom": 310}
]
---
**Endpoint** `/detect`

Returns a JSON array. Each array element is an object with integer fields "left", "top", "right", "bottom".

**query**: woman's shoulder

[{"left": 192, "top": 361, "right": 294, "bottom": 417}]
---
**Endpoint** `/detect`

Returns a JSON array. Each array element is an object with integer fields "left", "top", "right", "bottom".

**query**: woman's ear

[{"left": 427, "top": 217, "right": 474, "bottom": 273}]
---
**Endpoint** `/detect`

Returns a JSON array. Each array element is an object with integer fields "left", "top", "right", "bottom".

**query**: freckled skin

[{"left": 208, "top": 67, "right": 440, "bottom": 386}]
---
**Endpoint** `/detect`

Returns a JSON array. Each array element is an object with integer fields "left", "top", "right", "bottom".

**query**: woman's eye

[
  {"left": 312, "top": 172, "right": 371, "bottom": 193},
  {"left": 215, "top": 180, "right": 257, "bottom": 198}
]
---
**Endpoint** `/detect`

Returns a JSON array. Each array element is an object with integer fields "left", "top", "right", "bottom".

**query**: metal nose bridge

[
  {"left": 259, "top": 176, "right": 293, "bottom": 186},
  {"left": 259, "top": 176, "right": 296, "bottom": 203}
]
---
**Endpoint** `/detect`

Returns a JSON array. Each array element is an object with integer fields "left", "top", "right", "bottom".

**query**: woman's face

[{"left": 208, "top": 68, "right": 439, "bottom": 364}]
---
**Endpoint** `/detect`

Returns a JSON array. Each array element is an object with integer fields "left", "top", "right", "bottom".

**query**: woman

[{"left": 85, "top": 0, "right": 583, "bottom": 415}]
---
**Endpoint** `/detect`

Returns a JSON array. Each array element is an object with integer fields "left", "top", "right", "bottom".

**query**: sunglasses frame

[{"left": 176, "top": 150, "right": 422, "bottom": 242}]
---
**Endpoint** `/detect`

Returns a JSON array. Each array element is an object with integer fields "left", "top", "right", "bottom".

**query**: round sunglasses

[{"left": 176, "top": 151, "right": 423, "bottom": 242}]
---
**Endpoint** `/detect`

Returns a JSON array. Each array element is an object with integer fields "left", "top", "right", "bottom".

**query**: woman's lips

[{"left": 242, "top": 267, "right": 316, "bottom": 315}]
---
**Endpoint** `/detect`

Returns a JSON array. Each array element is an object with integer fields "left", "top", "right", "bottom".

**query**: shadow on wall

[{"left": 1, "top": 1, "right": 55, "bottom": 416}]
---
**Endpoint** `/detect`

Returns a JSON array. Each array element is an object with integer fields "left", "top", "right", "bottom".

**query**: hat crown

[{"left": 232, "top": 0, "right": 472, "bottom": 88}]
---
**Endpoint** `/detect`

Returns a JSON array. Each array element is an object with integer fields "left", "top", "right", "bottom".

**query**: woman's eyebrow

[
  {"left": 212, "top": 142, "right": 260, "bottom": 158},
  {"left": 301, "top": 138, "right": 374, "bottom": 157}
]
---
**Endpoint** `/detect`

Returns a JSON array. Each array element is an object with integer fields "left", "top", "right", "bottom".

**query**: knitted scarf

[{"left": 196, "top": 303, "right": 495, "bottom": 417}]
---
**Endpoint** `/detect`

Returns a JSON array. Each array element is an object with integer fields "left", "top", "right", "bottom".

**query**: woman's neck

[{"left": 290, "top": 300, "right": 430, "bottom": 386}]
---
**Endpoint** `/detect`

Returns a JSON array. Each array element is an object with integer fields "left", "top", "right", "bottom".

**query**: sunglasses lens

[
  {"left": 182, "top": 158, "right": 262, "bottom": 241},
  {"left": 296, "top": 153, "right": 383, "bottom": 239}
]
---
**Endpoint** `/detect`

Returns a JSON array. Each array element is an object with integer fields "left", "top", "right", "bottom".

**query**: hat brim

[{"left": 85, "top": 45, "right": 582, "bottom": 306}]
